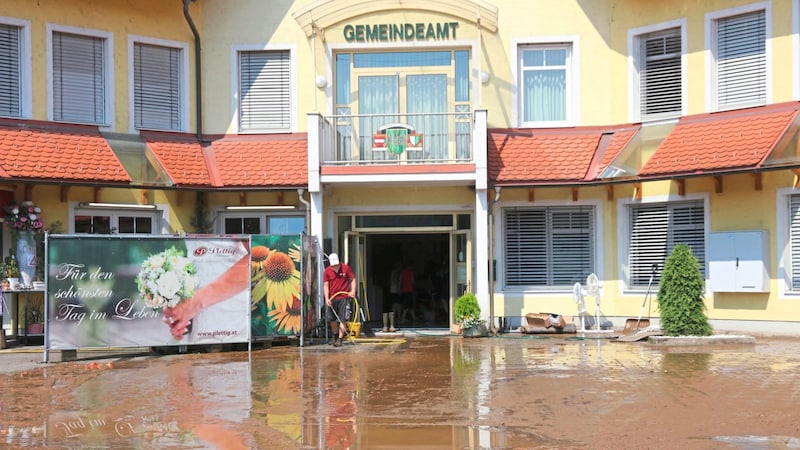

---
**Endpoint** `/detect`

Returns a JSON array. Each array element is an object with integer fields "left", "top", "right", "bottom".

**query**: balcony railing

[{"left": 321, "top": 112, "right": 474, "bottom": 165}]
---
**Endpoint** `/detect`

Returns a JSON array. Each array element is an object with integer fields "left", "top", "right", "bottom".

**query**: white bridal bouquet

[{"left": 136, "top": 246, "right": 198, "bottom": 310}]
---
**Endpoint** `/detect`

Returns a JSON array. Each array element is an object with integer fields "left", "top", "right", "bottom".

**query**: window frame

[
  {"left": 618, "top": 194, "right": 709, "bottom": 293},
  {"left": 46, "top": 23, "right": 114, "bottom": 127},
  {"left": 219, "top": 211, "right": 306, "bottom": 235},
  {"left": 512, "top": 37, "right": 579, "bottom": 128},
  {"left": 705, "top": 3, "right": 771, "bottom": 112},
  {"left": 128, "top": 35, "right": 190, "bottom": 133},
  {"left": 628, "top": 20, "right": 687, "bottom": 123},
  {"left": 498, "top": 199, "right": 602, "bottom": 292},
  {"left": 794, "top": 0, "right": 800, "bottom": 101},
  {"left": 775, "top": 188, "right": 800, "bottom": 297},
  {"left": 231, "top": 45, "right": 295, "bottom": 134},
  {"left": 70, "top": 205, "right": 163, "bottom": 235},
  {"left": 0, "top": 16, "right": 31, "bottom": 119}
]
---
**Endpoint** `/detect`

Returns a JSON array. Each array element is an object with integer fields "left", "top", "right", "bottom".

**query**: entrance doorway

[
  {"left": 339, "top": 212, "right": 473, "bottom": 330},
  {"left": 365, "top": 233, "right": 450, "bottom": 328}
]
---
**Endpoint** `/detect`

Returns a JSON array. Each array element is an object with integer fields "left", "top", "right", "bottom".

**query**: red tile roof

[
  {"left": 208, "top": 134, "right": 308, "bottom": 188},
  {"left": 489, "top": 128, "right": 607, "bottom": 184},
  {"left": 3, "top": 102, "right": 800, "bottom": 189},
  {"left": 141, "top": 132, "right": 214, "bottom": 187},
  {"left": 0, "top": 119, "right": 130, "bottom": 184},
  {"left": 639, "top": 103, "right": 800, "bottom": 177}
]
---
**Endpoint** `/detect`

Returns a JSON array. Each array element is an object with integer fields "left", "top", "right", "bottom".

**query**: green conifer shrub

[
  {"left": 657, "top": 244, "right": 712, "bottom": 336},
  {"left": 455, "top": 292, "right": 481, "bottom": 328}
]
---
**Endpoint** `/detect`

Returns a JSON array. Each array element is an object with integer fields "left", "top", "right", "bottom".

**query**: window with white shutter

[
  {"left": 0, "top": 23, "right": 21, "bottom": 118},
  {"left": 504, "top": 206, "right": 594, "bottom": 288},
  {"left": 713, "top": 9, "right": 766, "bottom": 110},
  {"left": 638, "top": 28, "right": 682, "bottom": 120},
  {"left": 52, "top": 31, "right": 107, "bottom": 125},
  {"left": 788, "top": 195, "right": 800, "bottom": 291},
  {"left": 628, "top": 201, "right": 705, "bottom": 288},
  {"left": 134, "top": 42, "right": 182, "bottom": 131},
  {"left": 238, "top": 50, "right": 291, "bottom": 132}
]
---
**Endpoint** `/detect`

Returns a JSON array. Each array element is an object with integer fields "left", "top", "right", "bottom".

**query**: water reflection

[
  {"left": 4, "top": 424, "right": 45, "bottom": 447},
  {"left": 661, "top": 352, "right": 712, "bottom": 378},
  {"left": 44, "top": 357, "right": 253, "bottom": 448}
]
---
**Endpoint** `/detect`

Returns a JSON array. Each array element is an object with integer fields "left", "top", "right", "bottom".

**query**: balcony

[{"left": 320, "top": 111, "right": 475, "bottom": 165}]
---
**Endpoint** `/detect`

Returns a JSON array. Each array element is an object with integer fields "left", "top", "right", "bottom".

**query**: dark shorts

[{"left": 328, "top": 297, "right": 352, "bottom": 322}]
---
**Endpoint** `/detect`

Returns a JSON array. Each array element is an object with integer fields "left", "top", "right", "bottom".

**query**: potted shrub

[
  {"left": 454, "top": 292, "right": 487, "bottom": 337},
  {"left": 2, "top": 255, "right": 20, "bottom": 288}
]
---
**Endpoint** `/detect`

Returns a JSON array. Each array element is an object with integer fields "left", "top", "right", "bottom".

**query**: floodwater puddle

[{"left": 2, "top": 335, "right": 800, "bottom": 448}]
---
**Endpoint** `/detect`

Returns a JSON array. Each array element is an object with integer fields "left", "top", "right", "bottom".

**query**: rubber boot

[
  {"left": 389, "top": 312, "right": 397, "bottom": 332},
  {"left": 382, "top": 313, "right": 389, "bottom": 332}
]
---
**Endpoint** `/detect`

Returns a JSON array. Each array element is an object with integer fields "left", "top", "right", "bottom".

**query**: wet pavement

[{"left": 1, "top": 333, "right": 800, "bottom": 449}]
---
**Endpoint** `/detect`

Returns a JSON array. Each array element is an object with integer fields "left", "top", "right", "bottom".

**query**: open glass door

[
  {"left": 450, "top": 230, "right": 472, "bottom": 331},
  {"left": 343, "top": 231, "right": 367, "bottom": 307}
]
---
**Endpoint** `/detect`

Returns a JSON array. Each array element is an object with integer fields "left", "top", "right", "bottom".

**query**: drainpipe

[
  {"left": 488, "top": 186, "right": 502, "bottom": 335},
  {"left": 298, "top": 188, "right": 311, "bottom": 235},
  {"left": 183, "top": 0, "right": 203, "bottom": 142},
  {"left": 298, "top": 187, "right": 319, "bottom": 347}
]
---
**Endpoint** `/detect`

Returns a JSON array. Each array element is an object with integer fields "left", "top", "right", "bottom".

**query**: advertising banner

[
  {"left": 250, "top": 234, "right": 314, "bottom": 338},
  {"left": 46, "top": 235, "right": 251, "bottom": 349}
]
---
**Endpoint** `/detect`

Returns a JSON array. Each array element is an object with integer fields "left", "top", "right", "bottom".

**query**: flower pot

[{"left": 7, "top": 277, "right": 19, "bottom": 289}]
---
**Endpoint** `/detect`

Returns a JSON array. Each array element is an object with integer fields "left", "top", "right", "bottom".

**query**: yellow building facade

[{"left": 1, "top": 0, "right": 800, "bottom": 335}]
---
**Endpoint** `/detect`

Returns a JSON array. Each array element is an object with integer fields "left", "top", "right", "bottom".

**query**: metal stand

[
  {"left": 583, "top": 273, "right": 613, "bottom": 335},
  {"left": 573, "top": 282, "right": 587, "bottom": 333}
]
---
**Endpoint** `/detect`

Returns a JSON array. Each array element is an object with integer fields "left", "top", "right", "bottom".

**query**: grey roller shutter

[
  {"left": 716, "top": 10, "right": 766, "bottom": 109},
  {"left": 629, "top": 201, "right": 705, "bottom": 288},
  {"left": 504, "top": 206, "right": 594, "bottom": 287},
  {"left": 239, "top": 50, "right": 290, "bottom": 132},
  {"left": 789, "top": 195, "right": 800, "bottom": 290},
  {"left": 0, "top": 24, "right": 21, "bottom": 118},
  {"left": 641, "top": 28, "right": 681, "bottom": 119},
  {"left": 134, "top": 42, "right": 181, "bottom": 131},
  {"left": 52, "top": 32, "right": 105, "bottom": 124}
]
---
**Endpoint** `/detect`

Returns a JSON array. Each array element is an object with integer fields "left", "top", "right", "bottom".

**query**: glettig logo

[{"left": 193, "top": 246, "right": 236, "bottom": 257}]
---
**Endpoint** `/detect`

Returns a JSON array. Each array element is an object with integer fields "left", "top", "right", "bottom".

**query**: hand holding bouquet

[{"left": 136, "top": 246, "right": 198, "bottom": 328}]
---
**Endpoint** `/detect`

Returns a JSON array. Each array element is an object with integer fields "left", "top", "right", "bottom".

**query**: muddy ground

[{"left": 1, "top": 333, "right": 799, "bottom": 449}]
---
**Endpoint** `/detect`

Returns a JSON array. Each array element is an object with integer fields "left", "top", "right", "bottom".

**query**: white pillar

[
  {"left": 306, "top": 113, "right": 323, "bottom": 239},
  {"left": 473, "top": 109, "right": 490, "bottom": 321},
  {"left": 475, "top": 189, "right": 489, "bottom": 322}
]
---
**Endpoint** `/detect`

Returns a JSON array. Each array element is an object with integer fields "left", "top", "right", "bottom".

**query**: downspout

[
  {"left": 298, "top": 188, "right": 311, "bottom": 235},
  {"left": 298, "top": 188, "right": 314, "bottom": 348},
  {"left": 183, "top": 0, "right": 203, "bottom": 142},
  {"left": 488, "top": 186, "right": 501, "bottom": 335}
]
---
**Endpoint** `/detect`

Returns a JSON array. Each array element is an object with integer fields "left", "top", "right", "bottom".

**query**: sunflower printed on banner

[{"left": 250, "top": 235, "right": 303, "bottom": 337}]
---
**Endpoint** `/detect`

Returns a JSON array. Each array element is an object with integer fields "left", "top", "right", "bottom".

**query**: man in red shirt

[
  {"left": 323, "top": 253, "right": 356, "bottom": 347},
  {"left": 400, "top": 263, "right": 416, "bottom": 322}
]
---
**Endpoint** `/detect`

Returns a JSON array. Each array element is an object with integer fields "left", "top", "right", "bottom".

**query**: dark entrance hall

[{"left": 364, "top": 233, "right": 450, "bottom": 329}]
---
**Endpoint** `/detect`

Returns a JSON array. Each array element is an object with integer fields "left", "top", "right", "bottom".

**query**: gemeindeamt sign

[{"left": 343, "top": 22, "right": 459, "bottom": 42}]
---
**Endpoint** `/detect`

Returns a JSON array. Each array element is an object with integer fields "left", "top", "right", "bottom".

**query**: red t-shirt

[
  {"left": 324, "top": 264, "right": 355, "bottom": 300},
  {"left": 400, "top": 268, "right": 414, "bottom": 293}
]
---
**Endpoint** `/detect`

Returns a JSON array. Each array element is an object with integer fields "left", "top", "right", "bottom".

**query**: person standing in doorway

[
  {"left": 385, "top": 262, "right": 401, "bottom": 332},
  {"left": 400, "top": 263, "right": 416, "bottom": 323},
  {"left": 324, "top": 253, "right": 356, "bottom": 347}
]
